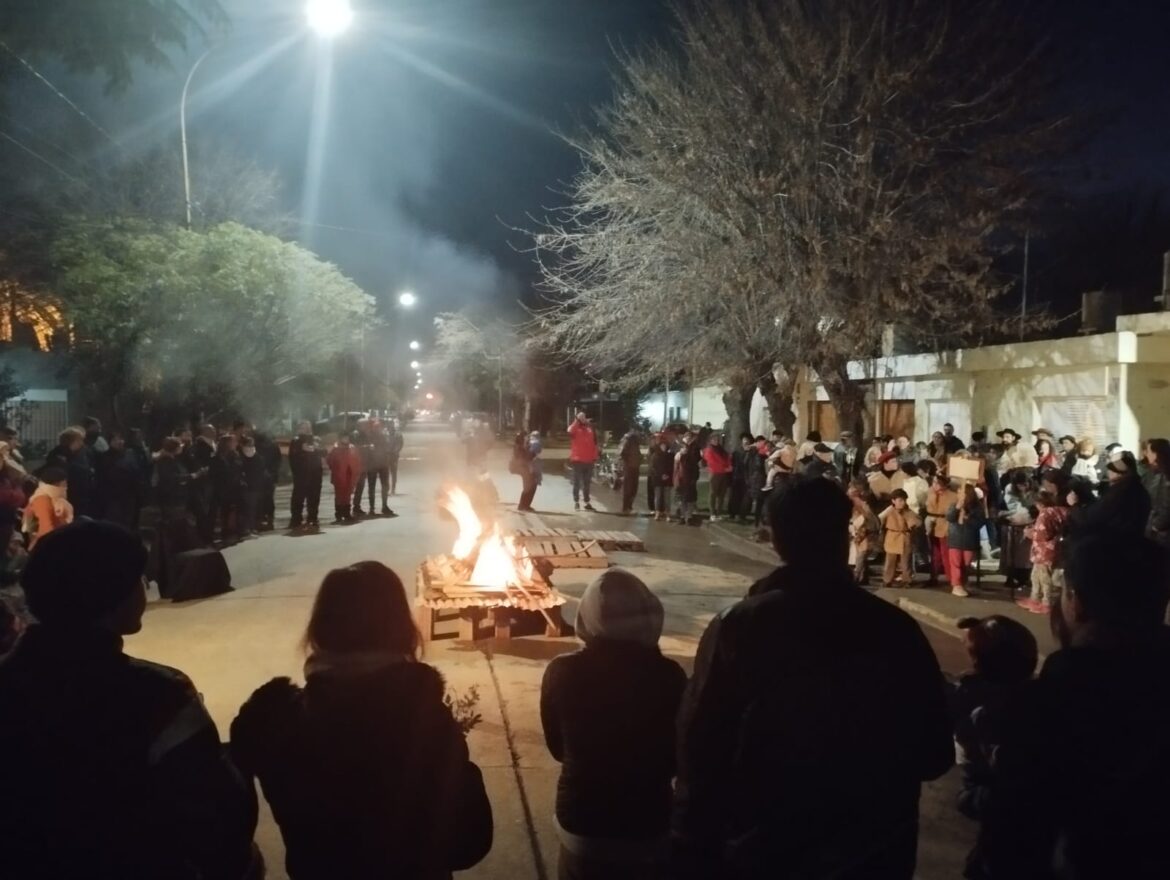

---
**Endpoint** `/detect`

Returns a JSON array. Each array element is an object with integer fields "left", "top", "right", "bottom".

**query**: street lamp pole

[{"left": 180, "top": 46, "right": 216, "bottom": 230}]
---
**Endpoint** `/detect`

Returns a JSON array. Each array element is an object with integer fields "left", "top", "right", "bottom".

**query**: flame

[{"left": 440, "top": 487, "right": 534, "bottom": 589}]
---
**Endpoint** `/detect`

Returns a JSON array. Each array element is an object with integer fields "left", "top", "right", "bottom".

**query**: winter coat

[
  {"left": 950, "top": 673, "right": 1030, "bottom": 826},
  {"left": 674, "top": 443, "right": 701, "bottom": 489},
  {"left": 674, "top": 564, "right": 953, "bottom": 880},
  {"left": 326, "top": 444, "right": 362, "bottom": 496},
  {"left": 618, "top": 434, "right": 643, "bottom": 471},
  {"left": 211, "top": 451, "right": 244, "bottom": 501},
  {"left": 649, "top": 448, "right": 674, "bottom": 487},
  {"left": 0, "top": 626, "right": 257, "bottom": 880},
  {"left": 741, "top": 446, "right": 768, "bottom": 491},
  {"left": 289, "top": 434, "right": 325, "bottom": 480},
  {"left": 255, "top": 433, "right": 283, "bottom": 483},
  {"left": 388, "top": 430, "right": 405, "bottom": 459},
  {"left": 240, "top": 451, "right": 267, "bottom": 492},
  {"left": 152, "top": 456, "right": 190, "bottom": 510},
  {"left": 946, "top": 501, "right": 986, "bottom": 551},
  {"left": 568, "top": 421, "right": 599, "bottom": 464},
  {"left": 832, "top": 444, "right": 861, "bottom": 480},
  {"left": 1083, "top": 474, "right": 1152, "bottom": 539},
  {"left": 231, "top": 660, "right": 493, "bottom": 880},
  {"left": 541, "top": 641, "right": 686, "bottom": 841},
  {"left": 98, "top": 449, "right": 141, "bottom": 515},
  {"left": 1145, "top": 471, "right": 1170, "bottom": 548},
  {"left": 369, "top": 431, "right": 392, "bottom": 470},
  {"left": 1028, "top": 505, "right": 1069, "bottom": 566},
  {"left": 44, "top": 444, "right": 96, "bottom": 518},
  {"left": 702, "top": 445, "right": 733, "bottom": 476},
  {"left": 975, "top": 630, "right": 1170, "bottom": 880}
]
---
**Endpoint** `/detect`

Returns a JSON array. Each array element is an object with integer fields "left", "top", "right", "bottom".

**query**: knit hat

[
  {"left": 957, "top": 614, "right": 1038, "bottom": 684},
  {"left": 575, "top": 568, "right": 664, "bottom": 648},
  {"left": 21, "top": 521, "right": 147, "bottom": 626}
]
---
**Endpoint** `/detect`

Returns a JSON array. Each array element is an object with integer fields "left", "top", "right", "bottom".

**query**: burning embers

[{"left": 438, "top": 488, "right": 537, "bottom": 589}]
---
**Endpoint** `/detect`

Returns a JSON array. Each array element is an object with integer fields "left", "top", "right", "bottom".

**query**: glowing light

[
  {"left": 439, "top": 487, "right": 534, "bottom": 589},
  {"left": 409, "top": 340, "right": 421, "bottom": 351},
  {"left": 410, "top": 360, "right": 420, "bottom": 369},
  {"left": 399, "top": 291, "right": 417, "bottom": 307},
  {"left": 425, "top": 392, "right": 435, "bottom": 400},
  {"left": 305, "top": 0, "right": 354, "bottom": 37}
]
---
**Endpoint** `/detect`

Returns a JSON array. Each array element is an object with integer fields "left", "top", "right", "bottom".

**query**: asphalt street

[{"left": 124, "top": 417, "right": 975, "bottom": 879}]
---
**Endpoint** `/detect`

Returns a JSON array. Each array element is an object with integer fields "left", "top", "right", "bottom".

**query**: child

[
  {"left": 847, "top": 482, "right": 880, "bottom": 587},
  {"left": 924, "top": 474, "right": 957, "bottom": 587},
  {"left": 326, "top": 433, "right": 362, "bottom": 524},
  {"left": 951, "top": 614, "right": 1039, "bottom": 876},
  {"left": 946, "top": 483, "right": 986, "bottom": 598},
  {"left": 22, "top": 467, "right": 73, "bottom": 548},
  {"left": 1018, "top": 490, "right": 1068, "bottom": 614},
  {"left": 879, "top": 489, "right": 921, "bottom": 587}
]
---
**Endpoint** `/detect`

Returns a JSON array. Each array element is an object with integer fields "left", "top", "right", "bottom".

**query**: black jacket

[
  {"left": 152, "top": 456, "right": 190, "bottom": 509},
  {"left": 231, "top": 661, "right": 492, "bottom": 880},
  {"left": 44, "top": 444, "right": 96, "bottom": 516},
  {"left": 0, "top": 626, "right": 256, "bottom": 880},
  {"left": 649, "top": 448, "right": 675, "bottom": 486},
  {"left": 673, "top": 564, "right": 953, "bottom": 880},
  {"left": 1083, "top": 474, "right": 1151, "bottom": 539},
  {"left": 541, "top": 640, "right": 686, "bottom": 839},
  {"left": 974, "top": 631, "right": 1170, "bottom": 880},
  {"left": 211, "top": 451, "right": 244, "bottom": 500},
  {"left": 289, "top": 435, "right": 324, "bottom": 481},
  {"left": 254, "top": 433, "right": 282, "bottom": 483}
]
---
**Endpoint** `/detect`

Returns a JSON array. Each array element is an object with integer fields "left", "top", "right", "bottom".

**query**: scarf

[
  {"left": 23, "top": 481, "right": 72, "bottom": 534},
  {"left": 303, "top": 650, "right": 410, "bottom": 679}
]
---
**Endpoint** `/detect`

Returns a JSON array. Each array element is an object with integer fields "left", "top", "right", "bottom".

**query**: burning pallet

[
  {"left": 415, "top": 488, "right": 568, "bottom": 642},
  {"left": 511, "top": 528, "right": 647, "bottom": 554}
]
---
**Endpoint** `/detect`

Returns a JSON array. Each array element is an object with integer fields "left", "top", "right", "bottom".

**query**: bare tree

[{"left": 533, "top": 0, "right": 1062, "bottom": 437}]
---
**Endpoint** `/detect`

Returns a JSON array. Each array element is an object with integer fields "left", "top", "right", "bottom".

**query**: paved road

[{"left": 125, "top": 417, "right": 975, "bottom": 879}]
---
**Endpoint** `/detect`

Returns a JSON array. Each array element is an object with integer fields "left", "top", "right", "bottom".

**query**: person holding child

[
  {"left": 22, "top": 467, "right": 73, "bottom": 549},
  {"left": 879, "top": 488, "right": 921, "bottom": 588},
  {"left": 946, "top": 483, "right": 986, "bottom": 598}
]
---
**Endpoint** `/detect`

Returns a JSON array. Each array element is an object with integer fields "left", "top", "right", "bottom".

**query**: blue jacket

[{"left": 946, "top": 501, "right": 986, "bottom": 551}]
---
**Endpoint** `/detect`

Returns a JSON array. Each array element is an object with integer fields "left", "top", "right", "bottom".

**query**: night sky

[{"left": 2, "top": 0, "right": 1169, "bottom": 330}]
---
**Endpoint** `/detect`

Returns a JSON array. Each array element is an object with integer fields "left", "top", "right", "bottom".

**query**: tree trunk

[
  {"left": 722, "top": 381, "right": 757, "bottom": 441},
  {"left": 820, "top": 362, "right": 867, "bottom": 439},
  {"left": 758, "top": 364, "right": 797, "bottom": 438}
]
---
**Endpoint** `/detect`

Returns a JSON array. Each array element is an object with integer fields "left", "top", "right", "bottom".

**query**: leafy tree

[
  {"left": 0, "top": 0, "right": 226, "bottom": 92},
  {"left": 431, "top": 310, "right": 524, "bottom": 423},
  {"left": 534, "top": 0, "right": 1061, "bottom": 437},
  {"left": 48, "top": 218, "right": 375, "bottom": 424}
]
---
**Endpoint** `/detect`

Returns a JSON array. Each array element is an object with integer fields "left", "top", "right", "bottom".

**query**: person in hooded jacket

[
  {"left": 618, "top": 429, "right": 643, "bottom": 515},
  {"left": 673, "top": 479, "right": 953, "bottom": 880},
  {"left": 541, "top": 568, "right": 686, "bottom": 880},
  {"left": 648, "top": 437, "right": 675, "bottom": 521},
  {"left": 239, "top": 437, "right": 267, "bottom": 537},
  {"left": 289, "top": 422, "right": 324, "bottom": 531},
  {"left": 231, "top": 561, "right": 493, "bottom": 880}
]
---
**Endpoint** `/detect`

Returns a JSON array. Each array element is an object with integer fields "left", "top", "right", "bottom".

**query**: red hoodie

[
  {"left": 568, "top": 421, "right": 599, "bottom": 464},
  {"left": 702, "top": 445, "right": 733, "bottom": 475}
]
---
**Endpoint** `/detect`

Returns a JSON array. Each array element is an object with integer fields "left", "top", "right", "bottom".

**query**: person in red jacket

[
  {"left": 326, "top": 434, "right": 362, "bottom": 524},
  {"left": 702, "top": 434, "right": 734, "bottom": 522},
  {"left": 568, "top": 411, "right": 600, "bottom": 512}
]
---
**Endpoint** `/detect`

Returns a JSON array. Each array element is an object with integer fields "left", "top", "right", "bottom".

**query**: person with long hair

[
  {"left": 511, "top": 431, "right": 538, "bottom": 512},
  {"left": 946, "top": 483, "right": 986, "bottom": 598},
  {"left": 1144, "top": 438, "right": 1170, "bottom": 549},
  {"left": 231, "top": 562, "right": 492, "bottom": 880}
]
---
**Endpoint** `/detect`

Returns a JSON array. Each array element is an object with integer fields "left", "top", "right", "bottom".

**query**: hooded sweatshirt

[{"left": 540, "top": 569, "right": 686, "bottom": 849}]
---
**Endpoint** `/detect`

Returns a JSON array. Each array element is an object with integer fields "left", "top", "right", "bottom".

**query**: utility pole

[
  {"left": 663, "top": 369, "right": 670, "bottom": 430},
  {"left": 1019, "top": 231, "right": 1030, "bottom": 342}
]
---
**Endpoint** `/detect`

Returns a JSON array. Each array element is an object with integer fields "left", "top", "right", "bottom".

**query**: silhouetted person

[
  {"left": 541, "top": 569, "right": 686, "bottom": 879},
  {"left": 0, "top": 521, "right": 258, "bottom": 879},
  {"left": 189, "top": 424, "right": 217, "bottom": 545},
  {"left": 673, "top": 479, "right": 953, "bottom": 880},
  {"left": 231, "top": 561, "right": 492, "bottom": 879},
  {"left": 973, "top": 532, "right": 1170, "bottom": 879},
  {"left": 98, "top": 431, "right": 142, "bottom": 531},
  {"left": 289, "top": 421, "right": 324, "bottom": 530}
]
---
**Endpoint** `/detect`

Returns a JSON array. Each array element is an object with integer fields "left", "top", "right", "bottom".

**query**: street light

[
  {"left": 181, "top": 1, "right": 353, "bottom": 229},
  {"left": 409, "top": 340, "right": 421, "bottom": 351},
  {"left": 305, "top": 0, "right": 354, "bottom": 37},
  {"left": 410, "top": 360, "right": 420, "bottom": 370},
  {"left": 399, "top": 291, "right": 417, "bottom": 308}
]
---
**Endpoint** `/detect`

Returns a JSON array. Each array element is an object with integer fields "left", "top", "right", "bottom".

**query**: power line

[
  {"left": 0, "top": 111, "right": 93, "bottom": 173},
  {"left": 0, "top": 129, "right": 82, "bottom": 185},
  {"left": 0, "top": 40, "right": 120, "bottom": 147}
]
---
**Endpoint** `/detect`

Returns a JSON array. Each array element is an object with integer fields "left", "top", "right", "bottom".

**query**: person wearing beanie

[
  {"left": 541, "top": 569, "right": 685, "bottom": 879},
  {"left": 0, "top": 521, "right": 258, "bottom": 879}
]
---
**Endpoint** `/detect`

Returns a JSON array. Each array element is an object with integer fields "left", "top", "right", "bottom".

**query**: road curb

[
  {"left": 706, "top": 522, "right": 777, "bottom": 565},
  {"left": 892, "top": 597, "right": 964, "bottom": 632}
]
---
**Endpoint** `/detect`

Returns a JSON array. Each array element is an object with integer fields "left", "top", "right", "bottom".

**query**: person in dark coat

[
  {"left": 1142, "top": 438, "right": 1170, "bottom": 549},
  {"left": 673, "top": 479, "right": 953, "bottom": 880},
  {"left": 648, "top": 437, "right": 675, "bottom": 520},
  {"left": 618, "top": 429, "right": 643, "bottom": 515},
  {"left": 231, "top": 562, "right": 493, "bottom": 880},
  {"left": 543, "top": 568, "right": 686, "bottom": 880},
  {"left": 368, "top": 424, "right": 394, "bottom": 515},
  {"left": 253, "top": 431, "right": 282, "bottom": 530},
  {"left": 510, "top": 431, "right": 537, "bottom": 512},
  {"left": 350, "top": 421, "right": 375, "bottom": 517},
  {"left": 150, "top": 438, "right": 196, "bottom": 599},
  {"left": 43, "top": 426, "right": 96, "bottom": 519},
  {"left": 1079, "top": 453, "right": 1150, "bottom": 539},
  {"left": 673, "top": 432, "right": 702, "bottom": 524},
  {"left": 802, "top": 441, "right": 838, "bottom": 481},
  {"left": 729, "top": 432, "right": 754, "bottom": 522},
  {"left": 288, "top": 421, "right": 324, "bottom": 531},
  {"left": 387, "top": 423, "right": 405, "bottom": 496},
  {"left": 238, "top": 436, "right": 267, "bottom": 537},
  {"left": 0, "top": 521, "right": 258, "bottom": 879},
  {"left": 973, "top": 532, "right": 1170, "bottom": 879},
  {"left": 98, "top": 432, "right": 142, "bottom": 531},
  {"left": 211, "top": 434, "right": 244, "bottom": 542},
  {"left": 188, "top": 425, "right": 217, "bottom": 545}
]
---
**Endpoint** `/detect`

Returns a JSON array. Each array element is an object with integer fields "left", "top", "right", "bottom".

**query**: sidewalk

[{"left": 706, "top": 519, "right": 1060, "bottom": 656}]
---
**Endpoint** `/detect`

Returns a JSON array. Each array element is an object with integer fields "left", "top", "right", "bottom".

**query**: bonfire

[{"left": 435, "top": 487, "right": 540, "bottom": 592}]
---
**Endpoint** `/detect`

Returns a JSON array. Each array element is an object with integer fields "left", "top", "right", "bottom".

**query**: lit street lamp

[
  {"left": 181, "top": 1, "right": 354, "bottom": 229},
  {"left": 409, "top": 340, "right": 421, "bottom": 351},
  {"left": 399, "top": 291, "right": 418, "bottom": 308},
  {"left": 410, "top": 360, "right": 420, "bottom": 370}
]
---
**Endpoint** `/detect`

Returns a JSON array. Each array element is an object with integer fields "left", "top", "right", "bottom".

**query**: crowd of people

[
  {"left": 0, "top": 416, "right": 407, "bottom": 602},
  {"left": 3, "top": 477, "right": 1168, "bottom": 880},
  {"left": 614, "top": 421, "right": 1170, "bottom": 601}
]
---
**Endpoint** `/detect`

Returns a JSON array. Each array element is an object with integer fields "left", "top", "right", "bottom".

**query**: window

[{"left": 1036, "top": 398, "right": 1108, "bottom": 443}]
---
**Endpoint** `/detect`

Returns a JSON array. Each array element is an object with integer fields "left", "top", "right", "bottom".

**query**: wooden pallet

[
  {"left": 414, "top": 556, "right": 565, "bottom": 643},
  {"left": 517, "top": 538, "right": 609, "bottom": 569},
  {"left": 511, "top": 528, "right": 646, "bottom": 553}
]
